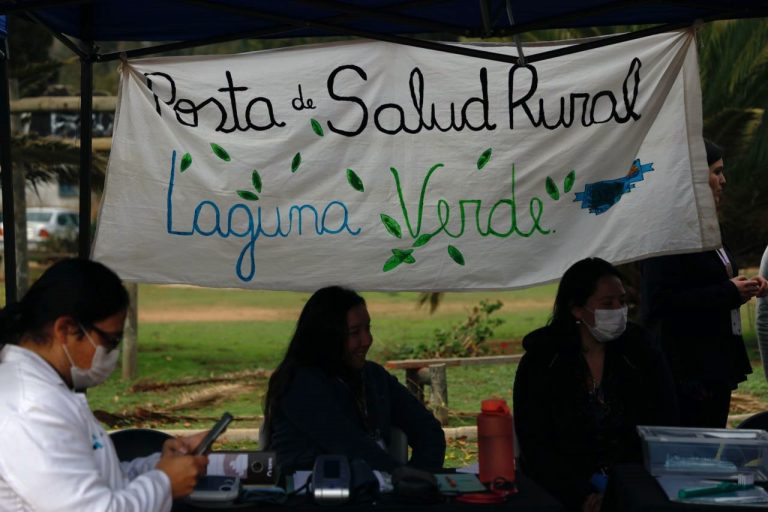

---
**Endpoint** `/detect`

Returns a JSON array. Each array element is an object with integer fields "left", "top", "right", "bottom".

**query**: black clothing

[
  {"left": 269, "top": 361, "right": 445, "bottom": 473},
  {"left": 678, "top": 380, "right": 732, "bottom": 428},
  {"left": 640, "top": 250, "right": 752, "bottom": 426},
  {"left": 513, "top": 323, "right": 677, "bottom": 512}
]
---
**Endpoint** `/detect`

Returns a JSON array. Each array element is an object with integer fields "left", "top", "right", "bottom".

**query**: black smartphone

[{"left": 194, "top": 412, "right": 234, "bottom": 455}]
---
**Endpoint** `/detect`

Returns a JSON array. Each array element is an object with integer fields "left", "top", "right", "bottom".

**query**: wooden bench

[{"left": 385, "top": 354, "right": 522, "bottom": 424}]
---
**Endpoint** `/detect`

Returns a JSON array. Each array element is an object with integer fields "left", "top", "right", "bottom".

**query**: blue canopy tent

[{"left": 0, "top": 0, "right": 767, "bottom": 303}]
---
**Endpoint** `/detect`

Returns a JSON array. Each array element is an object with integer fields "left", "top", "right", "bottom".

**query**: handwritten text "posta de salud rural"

[{"left": 143, "top": 59, "right": 642, "bottom": 136}]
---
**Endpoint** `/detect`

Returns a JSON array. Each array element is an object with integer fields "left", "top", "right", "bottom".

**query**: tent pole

[
  {"left": 0, "top": 37, "right": 16, "bottom": 303},
  {"left": 504, "top": 0, "right": 526, "bottom": 65},
  {"left": 78, "top": 4, "right": 93, "bottom": 259},
  {"left": 478, "top": 0, "right": 493, "bottom": 36},
  {"left": 78, "top": 52, "right": 92, "bottom": 259}
]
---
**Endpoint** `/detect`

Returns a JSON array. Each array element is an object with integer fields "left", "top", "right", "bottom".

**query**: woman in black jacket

[
  {"left": 262, "top": 286, "right": 445, "bottom": 473},
  {"left": 640, "top": 140, "right": 767, "bottom": 428},
  {"left": 513, "top": 258, "right": 677, "bottom": 512}
]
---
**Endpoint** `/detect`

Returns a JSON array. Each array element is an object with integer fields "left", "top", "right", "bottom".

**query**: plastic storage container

[
  {"left": 477, "top": 399, "right": 516, "bottom": 485},
  {"left": 637, "top": 426, "right": 768, "bottom": 481}
]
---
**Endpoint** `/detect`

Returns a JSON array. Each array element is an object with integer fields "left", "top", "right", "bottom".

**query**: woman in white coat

[{"left": 0, "top": 259, "right": 208, "bottom": 512}]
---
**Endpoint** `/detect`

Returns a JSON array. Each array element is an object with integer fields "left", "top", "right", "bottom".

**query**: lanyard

[
  {"left": 716, "top": 248, "right": 742, "bottom": 335},
  {"left": 715, "top": 248, "right": 733, "bottom": 278}
]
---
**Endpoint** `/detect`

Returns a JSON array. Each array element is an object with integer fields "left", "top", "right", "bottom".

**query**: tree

[{"left": 8, "top": 16, "right": 60, "bottom": 97}]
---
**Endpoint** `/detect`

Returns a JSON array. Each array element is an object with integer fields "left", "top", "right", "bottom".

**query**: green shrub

[{"left": 394, "top": 300, "right": 505, "bottom": 359}]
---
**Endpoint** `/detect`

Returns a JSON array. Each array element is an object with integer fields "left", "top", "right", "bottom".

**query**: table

[
  {"left": 174, "top": 472, "right": 565, "bottom": 511},
  {"left": 603, "top": 464, "right": 768, "bottom": 512}
]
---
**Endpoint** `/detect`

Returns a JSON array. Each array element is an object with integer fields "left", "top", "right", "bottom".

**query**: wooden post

[
  {"left": 0, "top": 41, "right": 17, "bottom": 304},
  {"left": 8, "top": 79, "right": 28, "bottom": 297},
  {"left": 12, "top": 157, "right": 27, "bottom": 297},
  {"left": 77, "top": 50, "right": 93, "bottom": 259},
  {"left": 405, "top": 368, "right": 423, "bottom": 402},
  {"left": 429, "top": 364, "right": 449, "bottom": 425},
  {"left": 122, "top": 282, "right": 138, "bottom": 379}
]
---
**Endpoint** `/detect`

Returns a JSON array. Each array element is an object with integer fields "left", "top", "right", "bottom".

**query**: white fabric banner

[{"left": 93, "top": 30, "right": 718, "bottom": 291}]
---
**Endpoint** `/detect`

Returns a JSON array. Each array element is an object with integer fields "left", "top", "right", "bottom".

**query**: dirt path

[
  {"left": 140, "top": 307, "right": 294, "bottom": 322},
  {"left": 139, "top": 298, "right": 552, "bottom": 323}
]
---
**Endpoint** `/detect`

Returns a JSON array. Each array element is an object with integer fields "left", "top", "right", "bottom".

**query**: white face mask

[
  {"left": 62, "top": 325, "right": 120, "bottom": 389},
  {"left": 584, "top": 306, "right": 628, "bottom": 343}
]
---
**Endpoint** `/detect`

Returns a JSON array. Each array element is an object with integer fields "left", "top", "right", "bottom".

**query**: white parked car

[{"left": 25, "top": 207, "right": 79, "bottom": 250}]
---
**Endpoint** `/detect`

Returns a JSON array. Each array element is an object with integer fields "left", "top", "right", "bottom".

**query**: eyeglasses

[{"left": 81, "top": 323, "right": 124, "bottom": 352}]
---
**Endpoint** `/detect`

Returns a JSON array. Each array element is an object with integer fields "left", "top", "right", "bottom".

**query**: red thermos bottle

[{"left": 477, "top": 399, "right": 516, "bottom": 486}]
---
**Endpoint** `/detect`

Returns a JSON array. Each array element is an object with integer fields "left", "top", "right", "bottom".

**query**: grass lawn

[
  {"left": 86, "top": 284, "right": 767, "bottom": 419},
  {"left": 86, "top": 284, "right": 553, "bottom": 425}
]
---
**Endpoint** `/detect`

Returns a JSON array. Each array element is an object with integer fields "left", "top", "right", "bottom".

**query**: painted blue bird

[{"left": 574, "top": 159, "right": 654, "bottom": 215}]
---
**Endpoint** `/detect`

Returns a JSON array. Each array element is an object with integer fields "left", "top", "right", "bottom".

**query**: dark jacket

[
  {"left": 513, "top": 323, "right": 677, "bottom": 511},
  {"left": 269, "top": 361, "right": 445, "bottom": 473},
  {"left": 640, "top": 250, "right": 752, "bottom": 387}
]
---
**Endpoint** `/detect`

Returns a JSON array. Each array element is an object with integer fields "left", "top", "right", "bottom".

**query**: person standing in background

[
  {"left": 641, "top": 140, "right": 768, "bottom": 427},
  {"left": 757, "top": 245, "right": 768, "bottom": 380}
]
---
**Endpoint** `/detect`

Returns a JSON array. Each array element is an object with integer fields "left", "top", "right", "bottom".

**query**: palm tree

[{"left": 2, "top": 134, "right": 107, "bottom": 296}]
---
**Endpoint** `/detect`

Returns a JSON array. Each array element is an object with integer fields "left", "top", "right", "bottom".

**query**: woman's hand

[
  {"left": 157, "top": 431, "right": 211, "bottom": 498},
  {"left": 162, "top": 431, "right": 210, "bottom": 456},
  {"left": 732, "top": 276, "right": 760, "bottom": 302},
  {"left": 751, "top": 275, "right": 768, "bottom": 298},
  {"left": 156, "top": 449, "right": 208, "bottom": 499},
  {"left": 582, "top": 492, "right": 603, "bottom": 512}
]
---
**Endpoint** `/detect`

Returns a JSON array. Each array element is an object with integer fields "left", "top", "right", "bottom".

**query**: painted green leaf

[
  {"left": 291, "top": 152, "right": 302, "bottom": 173},
  {"left": 310, "top": 118, "right": 324, "bottom": 137},
  {"left": 392, "top": 248, "right": 414, "bottom": 261},
  {"left": 180, "top": 152, "right": 192, "bottom": 172},
  {"left": 447, "top": 245, "right": 465, "bottom": 266},
  {"left": 403, "top": 254, "right": 416, "bottom": 264},
  {"left": 252, "top": 170, "right": 262, "bottom": 193},
  {"left": 346, "top": 169, "right": 364, "bottom": 192},
  {"left": 237, "top": 190, "right": 259, "bottom": 201},
  {"left": 210, "top": 143, "right": 231, "bottom": 162},
  {"left": 563, "top": 170, "right": 576, "bottom": 193},
  {"left": 545, "top": 176, "right": 560, "bottom": 200},
  {"left": 383, "top": 254, "right": 403, "bottom": 272},
  {"left": 380, "top": 214, "right": 402, "bottom": 238},
  {"left": 477, "top": 148, "right": 492, "bottom": 170},
  {"left": 412, "top": 233, "right": 433, "bottom": 248}
]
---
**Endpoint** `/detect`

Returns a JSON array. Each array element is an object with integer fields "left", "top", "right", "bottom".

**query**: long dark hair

[
  {"left": 550, "top": 258, "right": 622, "bottom": 335},
  {"left": 0, "top": 258, "right": 129, "bottom": 345},
  {"left": 263, "top": 286, "right": 365, "bottom": 426}
]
